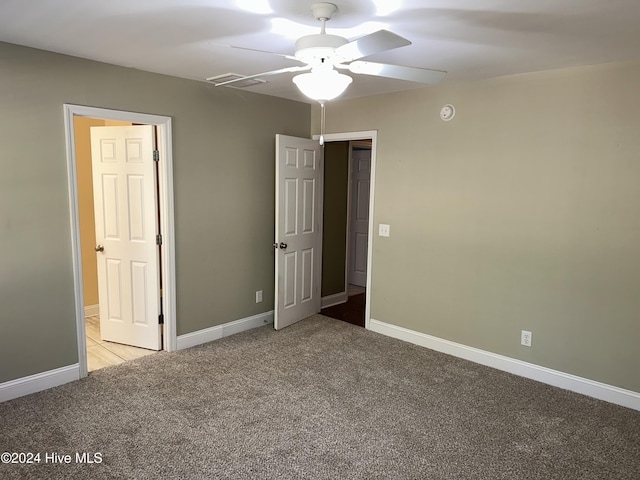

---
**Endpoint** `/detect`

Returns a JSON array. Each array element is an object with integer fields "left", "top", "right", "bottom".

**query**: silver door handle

[{"left": 95, "top": 244, "right": 104, "bottom": 252}]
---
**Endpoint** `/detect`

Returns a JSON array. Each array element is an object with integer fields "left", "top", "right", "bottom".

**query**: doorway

[
  {"left": 64, "top": 105, "right": 177, "bottom": 378},
  {"left": 319, "top": 132, "right": 376, "bottom": 329}
]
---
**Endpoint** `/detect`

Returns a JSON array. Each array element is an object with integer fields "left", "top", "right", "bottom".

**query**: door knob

[
  {"left": 95, "top": 244, "right": 104, "bottom": 252},
  {"left": 279, "top": 242, "right": 288, "bottom": 250}
]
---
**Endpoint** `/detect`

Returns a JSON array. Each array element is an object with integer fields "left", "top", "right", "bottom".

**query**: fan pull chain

[{"left": 319, "top": 101, "right": 326, "bottom": 146}]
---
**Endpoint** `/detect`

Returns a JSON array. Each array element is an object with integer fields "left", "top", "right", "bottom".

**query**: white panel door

[
  {"left": 275, "top": 135, "right": 324, "bottom": 330},
  {"left": 348, "top": 148, "right": 371, "bottom": 287},
  {"left": 91, "top": 125, "right": 161, "bottom": 350}
]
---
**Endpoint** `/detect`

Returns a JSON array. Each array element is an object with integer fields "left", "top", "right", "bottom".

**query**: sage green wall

[
  {"left": 321, "top": 141, "right": 349, "bottom": 297},
  {"left": 0, "top": 42, "right": 309, "bottom": 383},
  {"left": 314, "top": 61, "right": 640, "bottom": 393}
]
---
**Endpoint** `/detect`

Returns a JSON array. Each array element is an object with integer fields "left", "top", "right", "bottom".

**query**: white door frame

[
  {"left": 315, "top": 130, "right": 377, "bottom": 330},
  {"left": 63, "top": 104, "right": 177, "bottom": 377}
]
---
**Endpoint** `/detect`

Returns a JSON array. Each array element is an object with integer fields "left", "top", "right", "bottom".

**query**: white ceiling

[{"left": 2, "top": 0, "right": 640, "bottom": 104}]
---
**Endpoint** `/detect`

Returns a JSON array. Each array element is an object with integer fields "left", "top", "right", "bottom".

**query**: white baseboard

[
  {"left": 0, "top": 364, "right": 80, "bottom": 403},
  {"left": 84, "top": 304, "right": 99, "bottom": 317},
  {"left": 177, "top": 311, "right": 274, "bottom": 350},
  {"left": 321, "top": 292, "right": 347, "bottom": 309},
  {"left": 369, "top": 319, "right": 640, "bottom": 412}
]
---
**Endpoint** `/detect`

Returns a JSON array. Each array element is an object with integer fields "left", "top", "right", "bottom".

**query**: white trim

[
  {"left": 370, "top": 319, "right": 640, "bottom": 411},
  {"left": 316, "top": 131, "right": 377, "bottom": 329},
  {"left": 321, "top": 292, "right": 348, "bottom": 309},
  {"left": 177, "top": 311, "right": 274, "bottom": 350},
  {"left": 0, "top": 365, "right": 80, "bottom": 403},
  {"left": 63, "top": 104, "right": 178, "bottom": 380},
  {"left": 84, "top": 304, "right": 99, "bottom": 317},
  {"left": 155, "top": 119, "right": 178, "bottom": 352}
]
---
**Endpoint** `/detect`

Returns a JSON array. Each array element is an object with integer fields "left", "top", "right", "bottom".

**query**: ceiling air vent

[{"left": 206, "top": 73, "right": 266, "bottom": 88}]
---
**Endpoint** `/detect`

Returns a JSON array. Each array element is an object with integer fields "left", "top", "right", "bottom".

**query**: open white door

[
  {"left": 348, "top": 146, "right": 371, "bottom": 287},
  {"left": 274, "top": 134, "right": 324, "bottom": 330},
  {"left": 90, "top": 125, "right": 161, "bottom": 350}
]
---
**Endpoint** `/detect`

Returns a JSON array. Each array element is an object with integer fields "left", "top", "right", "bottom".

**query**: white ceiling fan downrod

[
  {"left": 319, "top": 100, "right": 326, "bottom": 146},
  {"left": 319, "top": 16, "right": 327, "bottom": 35}
]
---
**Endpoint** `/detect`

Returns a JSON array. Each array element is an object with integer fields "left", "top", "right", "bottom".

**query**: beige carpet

[{"left": 1, "top": 315, "right": 639, "bottom": 479}]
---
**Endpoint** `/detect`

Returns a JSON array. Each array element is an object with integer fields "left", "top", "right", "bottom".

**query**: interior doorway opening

[
  {"left": 75, "top": 119, "right": 160, "bottom": 370},
  {"left": 63, "top": 105, "right": 177, "bottom": 378},
  {"left": 319, "top": 132, "right": 376, "bottom": 329}
]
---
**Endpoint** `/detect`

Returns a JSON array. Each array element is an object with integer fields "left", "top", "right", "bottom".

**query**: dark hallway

[{"left": 320, "top": 292, "right": 365, "bottom": 327}]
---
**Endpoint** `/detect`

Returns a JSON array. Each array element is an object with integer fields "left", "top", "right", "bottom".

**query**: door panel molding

[{"left": 91, "top": 125, "right": 160, "bottom": 350}]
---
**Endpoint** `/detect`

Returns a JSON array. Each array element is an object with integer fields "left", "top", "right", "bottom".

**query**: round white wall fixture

[{"left": 440, "top": 104, "right": 455, "bottom": 121}]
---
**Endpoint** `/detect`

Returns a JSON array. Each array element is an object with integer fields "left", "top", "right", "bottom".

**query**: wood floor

[
  {"left": 320, "top": 285, "right": 366, "bottom": 328},
  {"left": 85, "top": 316, "right": 156, "bottom": 372}
]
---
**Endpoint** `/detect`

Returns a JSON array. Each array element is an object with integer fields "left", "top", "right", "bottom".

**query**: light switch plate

[{"left": 379, "top": 224, "right": 390, "bottom": 237}]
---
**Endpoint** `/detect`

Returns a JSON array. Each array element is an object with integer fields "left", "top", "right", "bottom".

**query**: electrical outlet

[
  {"left": 379, "top": 224, "right": 390, "bottom": 237},
  {"left": 521, "top": 330, "right": 532, "bottom": 347},
  {"left": 255, "top": 290, "right": 263, "bottom": 303}
]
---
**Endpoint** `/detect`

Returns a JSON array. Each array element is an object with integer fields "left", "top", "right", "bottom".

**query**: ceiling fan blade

[
  {"left": 344, "top": 61, "right": 447, "bottom": 84},
  {"left": 335, "top": 30, "right": 411, "bottom": 62},
  {"left": 207, "top": 65, "right": 311, "bottom": 86},
  {"left": 211, "top": 42, "right": 300, "bottom": 62}
]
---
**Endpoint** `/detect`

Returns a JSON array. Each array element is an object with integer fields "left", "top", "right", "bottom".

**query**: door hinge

[
  {"left": 153, "top": 150, "right": 160, "bottom": 162},
  {"left": 156, "top": 234, "right": 162, "bottom": 245},
  {"left": 158, "top": 313, "right": 164, "bottom": 325}
]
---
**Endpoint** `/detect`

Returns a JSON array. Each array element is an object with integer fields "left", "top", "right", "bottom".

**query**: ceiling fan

[{"left": 207, "top": 2, "right": 446, "bottom": 103}]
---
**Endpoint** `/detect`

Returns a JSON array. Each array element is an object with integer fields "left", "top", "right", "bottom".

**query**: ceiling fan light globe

[{"left": 293, "top": 70, "right": 352, "bottom": 102}]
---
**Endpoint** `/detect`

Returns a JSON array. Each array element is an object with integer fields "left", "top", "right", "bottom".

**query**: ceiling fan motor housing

[{"left": 295, "top": 34, "right": 348, "bottom": 64}]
